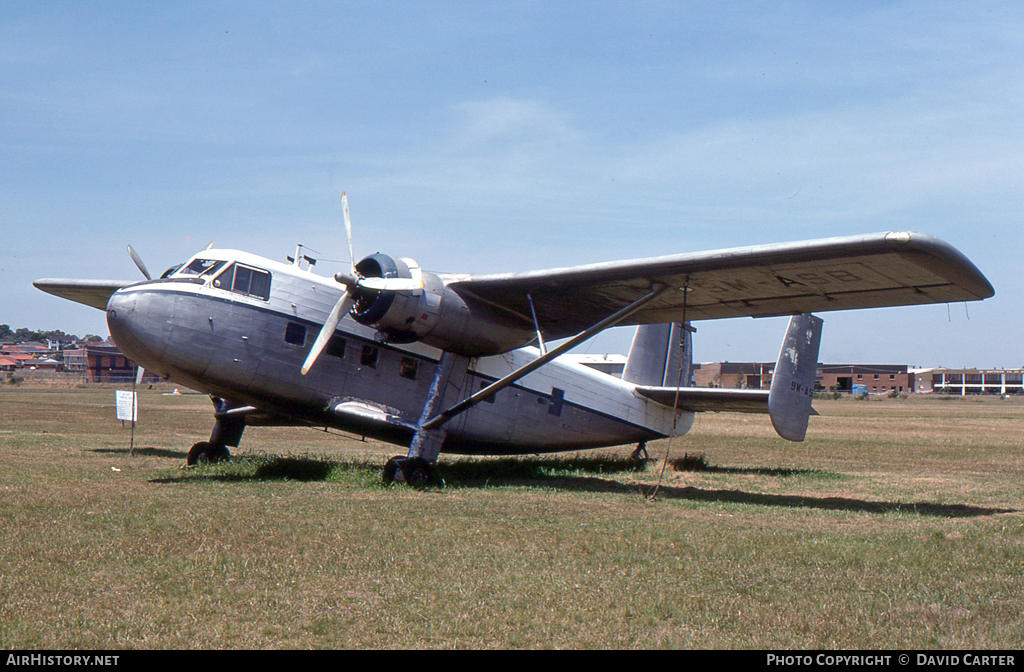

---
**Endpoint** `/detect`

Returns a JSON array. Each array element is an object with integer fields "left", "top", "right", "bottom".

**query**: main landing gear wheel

[
  {"left": 186, "top": 441, "right": 231, "bottom": 466},
  {"left": 383, "top": 456, "right": 436, "bottom": 487}
]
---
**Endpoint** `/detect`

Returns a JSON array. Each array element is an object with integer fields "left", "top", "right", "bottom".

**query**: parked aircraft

[{"left": 35, "top": 196, "right": 994, "bottom": 484}]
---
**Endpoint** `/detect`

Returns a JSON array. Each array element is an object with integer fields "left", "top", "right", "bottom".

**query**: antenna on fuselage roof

[{"left": 287, "top": 244, "right": 319, "bottom": 270}]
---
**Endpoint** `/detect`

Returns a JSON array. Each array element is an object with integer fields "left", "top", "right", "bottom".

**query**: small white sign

[{"left": 115, "top": 390, "right": 137, "bottom": 422}]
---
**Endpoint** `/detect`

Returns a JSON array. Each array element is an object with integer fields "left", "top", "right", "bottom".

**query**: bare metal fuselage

[{"left": 106, "top": 251, "right": 687, "bottom": 455}]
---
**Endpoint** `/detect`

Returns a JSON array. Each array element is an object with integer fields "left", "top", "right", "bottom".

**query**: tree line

[{"left": 0, "top": 324, "right": 104, "bottom": 345}]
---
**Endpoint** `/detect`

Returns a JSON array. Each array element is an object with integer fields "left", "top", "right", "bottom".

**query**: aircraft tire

[
  {"left": 186, "top": 441, "right": 231, "bottom": 466},
  {"left": 402, "top": 458, "right": 435, "bottom": 488},
  {"left": 382, "top": 456, "right": 403, "bottom": 485},
  {"left": 186, "top": 442, "right": 211, "bottom": 466},
  {"left": 382, "top": 456, "right": 435, "bottom": 487}
]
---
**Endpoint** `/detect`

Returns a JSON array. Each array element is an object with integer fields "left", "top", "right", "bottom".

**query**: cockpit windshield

[
  {"left": 157, "top": 257, "right": 270, "bottom": 300},
  {"left": 178, "top": 259, "right": 227, "bottom": 277},
  {"left": 159, "top": 264, "right": 183, "bottom": 279}
]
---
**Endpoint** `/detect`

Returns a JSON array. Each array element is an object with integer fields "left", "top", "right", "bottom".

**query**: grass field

[{"left": 1, "top": 385, "right": 1021, "bottom": 649}]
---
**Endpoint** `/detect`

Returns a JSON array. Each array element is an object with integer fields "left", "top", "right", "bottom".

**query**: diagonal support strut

[{"left": 420, "top": 284, "right": 669, "bottom": 431}]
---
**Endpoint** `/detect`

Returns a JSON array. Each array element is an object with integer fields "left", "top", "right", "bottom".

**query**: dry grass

[{"left": 1, "top": 386, "right": 1021, "bottom": 649}]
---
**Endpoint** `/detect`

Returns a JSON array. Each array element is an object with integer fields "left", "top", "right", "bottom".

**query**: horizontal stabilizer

[
  {"left": 635, "top": 385, "right": 820, "bottom": 417},
  {"left": 33, "top": 279, "right": 135, "bottom": 311},
  {"left": 635, "top": 313, "right": 825, "bottom": 436},
  {"left": 635, "top": 386, "right": 769, "bottom": 413}
]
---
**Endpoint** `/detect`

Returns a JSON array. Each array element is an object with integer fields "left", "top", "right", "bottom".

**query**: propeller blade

[
  {"left": 127, "top": 245, "right": 152, "bottom": 280},
  {"left": 301, "top": 291, "right": 355, "bottom": 375},
  {"left": 342, "top": 192, "right": 356, "bottom": 277},
  {"left": 356, "top": 276, "right": 424, "bottom": 292}
]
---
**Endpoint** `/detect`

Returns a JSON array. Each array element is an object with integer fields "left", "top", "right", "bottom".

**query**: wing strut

[
  {"left": 526, "top": 293, "right": 547, "bottom": 355},
  {"left": 420, "top": 284, "right": 669, "bottom": 431}
]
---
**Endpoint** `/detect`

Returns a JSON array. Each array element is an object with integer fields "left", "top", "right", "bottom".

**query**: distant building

[
  {"left": 693, "top": 362, "right": 775, "bottom": 389},
  {"left": 61, "top": 342, "right": 160, "bottom": 383},
  {"left": 913, "top": 368, "right": 1024, "bottom": 395},
  {"left": 694, "top": 362, "right": 912, "bottom": 395},
  {"left": 61, "top": 347, "right": 88, "bottom": 374},
  {"left": 21, "top": 358, "right": 60, "bottom": 371},
  {"left": 818, "top": 364, "right": 911, "bottom": 395},
  {"left": 0, "top": 352, "right": 37, "bottom": 368},
  {"left": 691, "top": 362, "right": 1024, "bottom": 396},
  {"left": 0, "top": 343, "right": 58, "bottom": 369}
]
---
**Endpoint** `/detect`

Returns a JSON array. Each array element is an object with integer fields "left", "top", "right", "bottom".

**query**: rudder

[{"left": 768, "top": 313, "right": 823, "bottom": 442}]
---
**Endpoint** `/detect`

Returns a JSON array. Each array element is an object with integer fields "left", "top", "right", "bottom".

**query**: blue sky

[{"left": 3, "top": 1, "right": 1021, "bottom": 367}]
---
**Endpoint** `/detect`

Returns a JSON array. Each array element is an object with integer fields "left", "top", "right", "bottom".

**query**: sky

[{"left": 2, "top": 1, "right": 1022, "bottom": 368}]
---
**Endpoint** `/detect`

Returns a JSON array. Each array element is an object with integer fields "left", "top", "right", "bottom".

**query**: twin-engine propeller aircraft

[{"left": 35, "top": 196, "right": 994, "bottom": 484}]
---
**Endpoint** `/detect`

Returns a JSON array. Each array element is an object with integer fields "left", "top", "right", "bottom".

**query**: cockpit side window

[{"left": 212, "top": 262, "right": 272, "bottom": 301}]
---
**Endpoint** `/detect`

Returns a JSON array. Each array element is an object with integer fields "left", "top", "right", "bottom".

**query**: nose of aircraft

[
  {"left": 105, "top": 290, "right": 149, "bottom": 367},
  {"left": 106, "top": 289, "right": 133, "bottom": 338},
  {"left": 107, "top": 287, "right": 201, "bottom": 381}
]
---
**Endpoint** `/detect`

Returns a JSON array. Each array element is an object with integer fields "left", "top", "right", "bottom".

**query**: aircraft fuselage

[{"left": 105, "top": 249, "right": 689, "bottom": 455}]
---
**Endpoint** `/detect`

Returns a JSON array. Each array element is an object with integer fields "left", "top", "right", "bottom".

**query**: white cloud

[{"left": 452, "top": 96, "right": 582, "bottom": 147}]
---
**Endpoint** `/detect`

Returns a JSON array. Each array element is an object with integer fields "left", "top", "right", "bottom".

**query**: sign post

[{"left": 115, "top": 389, "right": 138, "bottom": 456}]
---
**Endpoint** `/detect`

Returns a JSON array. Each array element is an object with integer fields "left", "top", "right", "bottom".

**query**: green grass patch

[
  {"left": 162, "top": 452, "right": 386, "bottom": 488},
  {"left": 1, "top": 388, "right": 1022, "bottom": 648}
]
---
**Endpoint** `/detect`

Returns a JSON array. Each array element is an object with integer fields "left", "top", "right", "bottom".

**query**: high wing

[
  {"left": 32, "top": 279, "right": 137, "bottom": 311},
  {"left": 447, "top": 231, "right": 994, "bottom": 340}
]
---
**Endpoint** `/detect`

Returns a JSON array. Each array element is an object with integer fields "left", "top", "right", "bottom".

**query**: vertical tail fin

[
  {"left": 768, "top": 313, "right": 823, "bottom": 442},
  {"left": 622, "top": 322, "right": 692, "bottom": 386}
]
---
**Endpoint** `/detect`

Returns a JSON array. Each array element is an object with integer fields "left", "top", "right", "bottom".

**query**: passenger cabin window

[
  {"left": 360, "top": 345, "right": 378, "bottom": 368},
  {"left": 548, "top": 388, "right": 565, "bottom": 417},
  {"left": 327, "top": 336, "right": 346, "bottom": 359},
  {"left": 213, "top": 263, "right": 272, "bottom": 300},
  {"left": 285, "top": 322, "right": 306, "bottom": 346},
  {"left": 399, "top": 357, "right": 418, "bottom": 380}
]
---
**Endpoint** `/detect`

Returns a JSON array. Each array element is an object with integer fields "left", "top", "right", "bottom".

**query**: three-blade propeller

[{"left": 300, "top": 193, "right": 423, "bottom": 375}]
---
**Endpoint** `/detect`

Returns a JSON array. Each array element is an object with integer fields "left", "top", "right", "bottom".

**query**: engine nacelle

[{"left": 348, "top": 254, "right": 534, "bottom": 357}]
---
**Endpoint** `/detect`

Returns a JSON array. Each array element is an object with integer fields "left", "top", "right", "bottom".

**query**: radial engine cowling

[{"left": 348, "top": 253, "right": 533, "bottom": 357}]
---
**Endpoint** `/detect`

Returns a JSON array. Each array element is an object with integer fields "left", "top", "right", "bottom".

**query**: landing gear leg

[
  {"left": 185, "top": 403, "right": 245, "bottom": 467},
  {"left": 384, "top": 352, "right": 470, "bottom": 487},
  {"left": 629, "top": 441, "right": 649, "bottom": 462}
]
